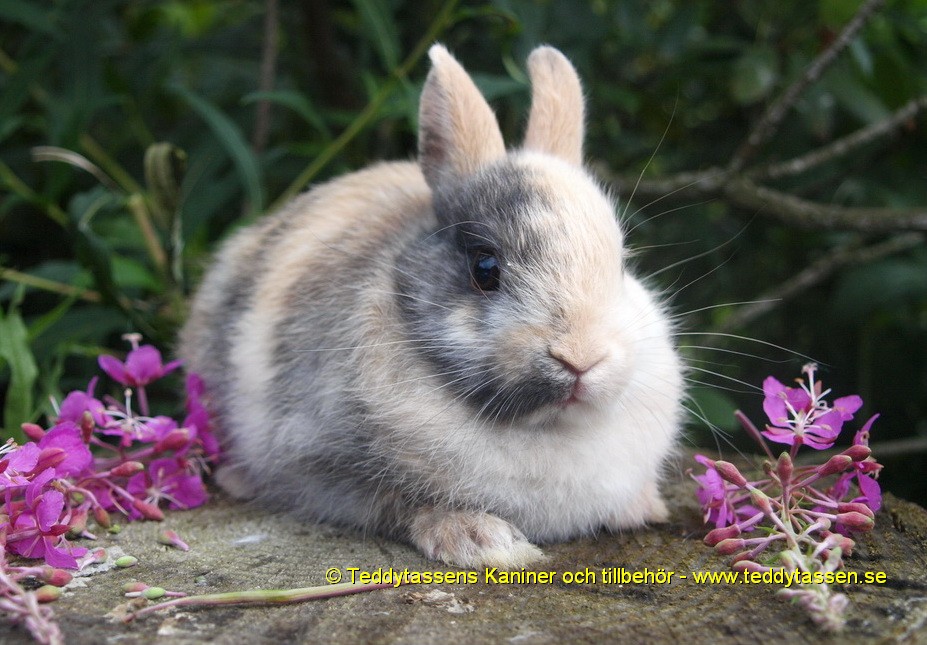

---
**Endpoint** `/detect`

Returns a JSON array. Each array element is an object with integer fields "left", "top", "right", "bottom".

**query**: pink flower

[
  {"left": 127, "top": 458, "right": 208, "bottom": 512},
  {"left": 760, "top": 367, "right": 861, "bottom": 450},
  {"left": 57, "top": 378, "right": 108, "bottom": 427},
  {"left": 98, "top": 345, "right": 182, "bottom": 387},
  {"left": 831, "top": 414, "right": 882, "bottom": 518},
  {"left": 6, "top": 485, "right": 88, "bottom": 569},
  {"left": 38, "top": 422, "right": 93, "bottom": 478},
  {"left": 691, "top": 455, "right": 757, "bottom": 529}
]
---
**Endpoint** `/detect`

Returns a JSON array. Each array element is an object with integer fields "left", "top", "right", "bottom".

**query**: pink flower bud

[
  {"left": 67, "top": 508, "right": 88, "bottom": 535},
  {"left": 842, "top": 444, "right": 871, "bottom": 461},
  {"left": 821, "top": 530, "right": 856, "bottom": 556},
  {"left": 80, "top": 411, "right": 95, "bottom": 443},
  {"left": 41, "top": 567, "right": 73, "bottom": 587},
  {"left": 33, "top": 447, "right": 66, "bottom": 473},
  {"left": 704, "top": 524, "right": 741, "bottom": 546},
  {"left": 776, "top": 453, "right": 793, "bottom": 482},
  {"left": 837, "top": 502, "right": 874, "bottom": 518},
  {"left": 123, "top": 582, "right": 149, "bottom": 593},
  {"left": 715, "top": 538, "right": 746, "bottom": 555},
  {"left": 158, "top": 529, "right": 190, "bottom": 551},
  {"left": 132, "top": 498, "right": 164, "bottom": 521},
  {"left": 749, "top": 488, "right": 774, "bottom": 514},
  {"left": 714, "top": 461, "right": 748, "bottom": 487},
  {"left": 836, "top": 511, "right": 875, "bottom": 531},
  {"left": 817, "top": 455, "right": 853, "bottom": 476},
  {"left": 21, "top": 422, "right": 46, "bottom": 441},
  {"left": 94, "top": 506, "right": 112, "bottom": 529},
  {"left": 109, "top": 461, "right": 145, "bottom": 477},
  {"left": 731, "top": 559, "right": 766, "bottom": 573},
  {"left": 34, "top": 585, "right": 62, "bottom": 603},
  {"left": 155, "top": 428, "right": 191, "bottom": 453},
  {"left": 48, "top": 523, "right": 71, "bottom": 537}
]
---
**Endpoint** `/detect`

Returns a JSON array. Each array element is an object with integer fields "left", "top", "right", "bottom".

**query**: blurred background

[{"left": 1, "top": 0, "right": 925, "bottom": 504}]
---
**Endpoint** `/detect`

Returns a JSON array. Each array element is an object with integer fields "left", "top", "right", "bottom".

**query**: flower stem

[{"left": 126, "top": 581, "right": 395, "bottom": 622}]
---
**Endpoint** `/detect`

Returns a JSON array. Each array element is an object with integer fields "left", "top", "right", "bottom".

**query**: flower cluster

[
  {"left": 0, "top": 335, "right": 217, "bottom": 644},
  {"left": 691, "top": 364, "right": 882, "bottom": 632}
]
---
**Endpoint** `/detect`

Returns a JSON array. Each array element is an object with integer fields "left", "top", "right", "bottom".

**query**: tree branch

[
  {"left": 754, "top": 96, "right": 927, "bottom": 181},
  {"left": 251, "top": 0, "right": 279, "bottom": 156},
  {"left": 715, "top": 232, "right": 925, "bottom": 334},
  {"left": 723, "top": 178, "right": 927, "bottom": 231},
  {"left": 729, "top": 0, "right": 886, "bottom": 172}
]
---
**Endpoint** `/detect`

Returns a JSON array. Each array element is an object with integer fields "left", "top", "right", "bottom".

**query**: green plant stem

[
  {"left": 79, "top": 134, "right": 144, "bottom": 195},
  {"left": 126, "top": 195, "right": 169, "bottom": 280},
  {"left": 0, "top": 161, "right": 67, "bottom": 227},
  {"left": 0, "top": 267, "right": 102, "bottom": 303},
  {"left": 270, "top": 0, "right": 462, "bottom": 212},
  {"left": 126, "top": 581, "right": 394, "bottom": 622}
]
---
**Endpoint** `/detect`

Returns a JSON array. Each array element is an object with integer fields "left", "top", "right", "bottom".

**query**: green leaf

[
  {"left": 0, "top": 301, "right": 39, "bottom": 440},
  {"left": 242, "top": 90, "right": 332, "bottom": 140},
  {"left": 351, "top": 0, "right": 401, "bottom": 70},
  {"left": 171, "top": 84, "right": 265, "bottom": 215}
]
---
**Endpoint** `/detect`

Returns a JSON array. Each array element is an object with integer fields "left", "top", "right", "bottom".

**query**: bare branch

[
  {"left": 730, "top": 0, "right": 886, "bottom": 172},
  {"left": 755, "top": 96, "right": 927, "bottom": 181},
  {"left": 716, "top": 232, "right": 925, "bottom": 334},
  {"left": 724, "top": 178, "right": 927, "bottom": 231},
  {"left": 251, "top": 0, "right": 279, "bottom": 155}
]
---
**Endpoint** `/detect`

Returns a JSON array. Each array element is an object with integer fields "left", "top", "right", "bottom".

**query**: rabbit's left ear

[{"left": 522, "top": 46, "right": 585, "bottom": 166}]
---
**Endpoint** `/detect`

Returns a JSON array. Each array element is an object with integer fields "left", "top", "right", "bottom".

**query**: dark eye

[{"left": 470, "top": 250, "right": 501, "bottom": 292}]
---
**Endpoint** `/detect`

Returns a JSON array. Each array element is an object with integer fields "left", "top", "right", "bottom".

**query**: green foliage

[{"left": 1, "top": 0, "right": 926, "bottom": 503}]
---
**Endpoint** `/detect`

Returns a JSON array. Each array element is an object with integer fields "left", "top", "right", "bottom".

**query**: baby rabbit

[{"left": 179, "top": 44, "right": 684, "bottom": 569}]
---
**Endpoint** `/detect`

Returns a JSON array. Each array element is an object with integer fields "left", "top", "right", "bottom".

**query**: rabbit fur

[{"left": 179, "top": 44, "right": 685, "bottom": 569}]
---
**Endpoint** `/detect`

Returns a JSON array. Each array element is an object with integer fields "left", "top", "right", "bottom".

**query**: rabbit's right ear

[{"left": 419, "top": 45, "right": 505, "bottom": 191}]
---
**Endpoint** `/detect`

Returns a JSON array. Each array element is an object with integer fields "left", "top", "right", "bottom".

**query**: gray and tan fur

[{"left": 179, "top": 44, "right": 684, "bottom": 568}]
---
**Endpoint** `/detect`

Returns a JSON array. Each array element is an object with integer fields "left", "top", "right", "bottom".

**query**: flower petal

[
  {"left": 98, "top": 354, "right": 129, "bottom": 385},
  {"left": 125, "top": 345, "right": 164, "bottom": 385},
  {"left": 762, "top": 377, "right": 790, "bottom": 426}
]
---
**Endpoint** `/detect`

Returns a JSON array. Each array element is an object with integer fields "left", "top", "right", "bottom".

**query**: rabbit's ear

[
  {"left": 419, "top": 45, "right": 505, "bottom": 190},
  {"left": 522, "top": 46, "right": 585, "bottom": 165}
]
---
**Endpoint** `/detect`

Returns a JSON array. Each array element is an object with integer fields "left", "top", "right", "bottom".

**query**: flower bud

[
  {"left": 80, "top": 411, "right": 95, "bottom": 443},
  {"left": 115, "top": 555, "right": 139, "bottom": 568},
  {"left": 155, "top": 428, "right": 191, "bottom": 453},
  {"left": 21, "top": 422, "right": 46, "bottom": 441},
  {"left": 842, "top": 444, "right": 871, "bottom": 461},
  {"left": 94, "top": 506, "right": 112, "bottom": 529},
  {"left": 132, "top": 498, "right": 164, "bottom": 521},
  {"left": 33, "top": 447, "right": 66, "bottom": 474},
  {"left": 109, "top": 461, "right": 145, "bottom": 477},
  {"left": 821, "top": 530, "right": 855, "bottom": 556},
  {"left": 776, "top": 453, "right": 793, "bottom": 482},
  {"left": 817, "top": 455, "right": 853, "bottom": 477},
  {"left": 143, "top": 587, "right": 166, "bottom": 600},
  {"left": 123, "top": 582, "right": 148, "bottom": 593},
  {"left": 34, "top": 585, "right": 62, "bottom": 603},
  {"left": 704, "top": 524, "right": 741, "bottom": 546},
  {"left": 40, "top": 567, "right": 73, "bottom": 587},
  {"left": 715, "top": 538, "right": 746, "bottom": 555},
  {"left": 158, "top": 529, "right": 190, "bottom": 552},
  {"left": 66, "top": 508, "right": 88, "bottom": 536},
  {"left": 749, "top": 488, "right": 774, "bottom": 514},
  {"left": 714, "top": 461, "right": 748, "bottom": 487},
  {"left": 731, "top": 559, "right": 766, "bottom": 573},
  {"left": 836, "top": 511, "right": 875, "bottom": 531},
  {"left": 837, "top": 502, "right": 874, "bottom": 518}
]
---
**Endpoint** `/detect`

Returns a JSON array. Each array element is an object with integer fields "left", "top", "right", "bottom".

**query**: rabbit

[{"left": 178, "top": 44, "right": 685, "bottom": 570}]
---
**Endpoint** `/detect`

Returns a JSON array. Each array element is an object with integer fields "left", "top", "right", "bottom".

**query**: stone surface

[{"left": 3, "top": 468, "right": 927, "bottom": 644}]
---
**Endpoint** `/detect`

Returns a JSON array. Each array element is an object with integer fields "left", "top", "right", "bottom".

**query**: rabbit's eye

[{"left": 470, "top": 251, "right": 500, "bottom": 292}]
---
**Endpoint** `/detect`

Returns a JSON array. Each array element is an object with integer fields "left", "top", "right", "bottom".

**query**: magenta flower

[
  {"left": 831, "top": 414, "right": 882, "bottom": 515},
  {"left": 38, "top": 422, "right": 93, "bottom": 478},
  {"left": 6, "top": 481, "right": 88, "bottom": 569},
  {"left": 760, "top": 366, "right": 863, "bottom": 450},
  {"left": 57, "top": 378, "right": 108, "bottom": 427},
  {"left": 0, "top": 443, "right": 41, "bottom": 488},
  {"left": 98, "top": 345, "right": 182, "bottom": 388},
  {"left": 127, "top": 458, "right": 208, "bottom": 512},
  {"left": 691, "top": 455, "right": 758, "bottom": 529}
]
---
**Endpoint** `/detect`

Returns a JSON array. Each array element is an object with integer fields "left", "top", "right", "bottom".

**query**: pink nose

[{"left": 548, "top": 350, "right": 604, "bottom": 377}]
